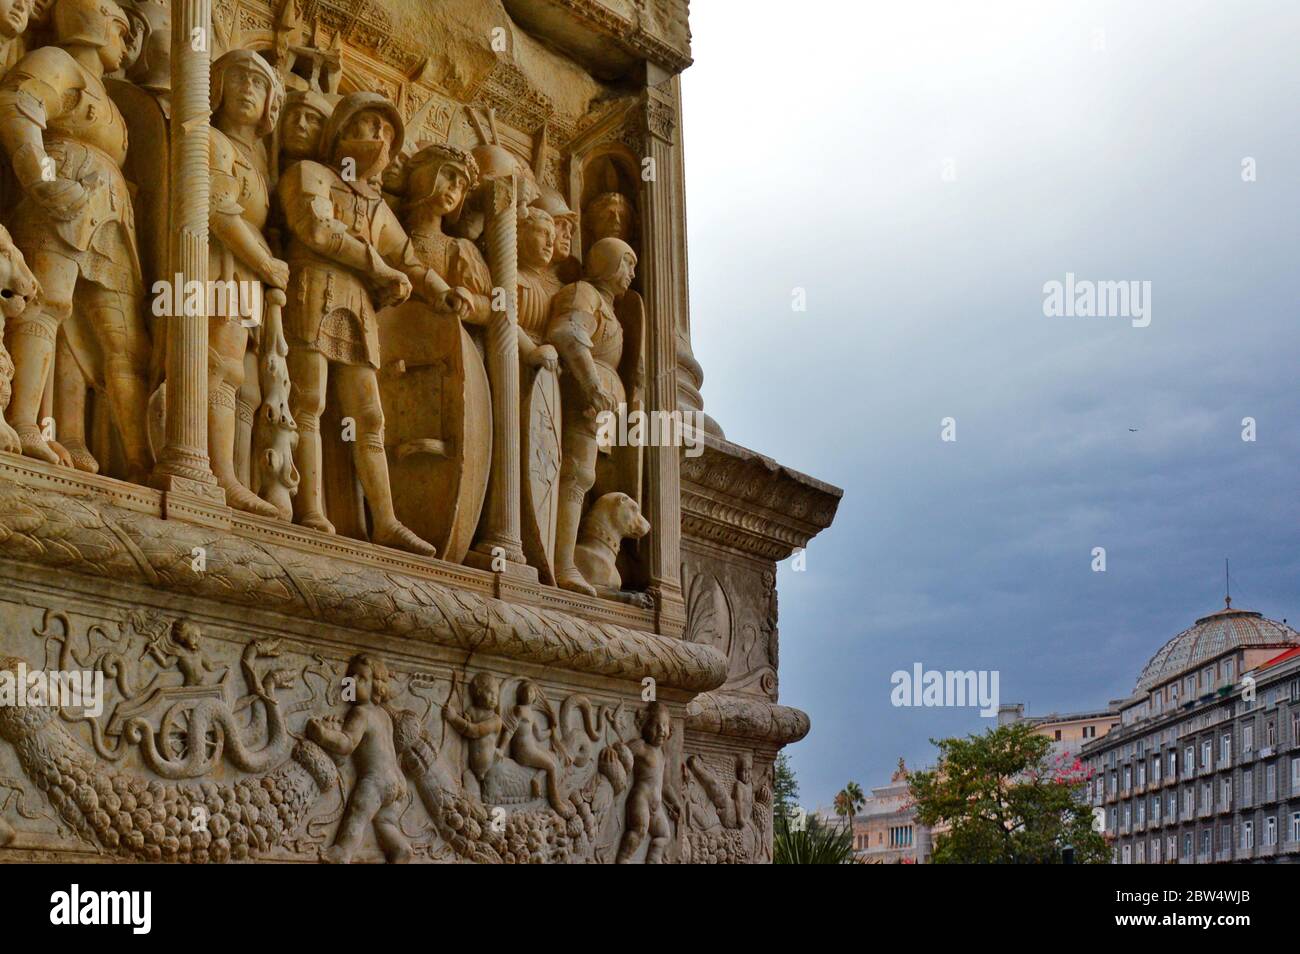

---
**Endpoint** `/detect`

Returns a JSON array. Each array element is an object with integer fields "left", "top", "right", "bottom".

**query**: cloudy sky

[{"left": 680, "top": 0, "right": 1300, "bottom": 809}]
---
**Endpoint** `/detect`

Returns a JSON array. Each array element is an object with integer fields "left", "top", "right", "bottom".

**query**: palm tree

[{"left": 833, "top": 780, "right": 866, "bottom": 847}]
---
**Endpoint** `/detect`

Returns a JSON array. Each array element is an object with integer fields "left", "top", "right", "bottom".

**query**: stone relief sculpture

[
  {"left": 278, "top": 91, "right": 469, "bottom": 555},
  {"left": 0, "top": 224, "right": 37, "bottom": 455},
  {"left": 0, "top": 0, "right": 153, "bottom": 481},
  {"left": 547, "top": 237, "right": 643, "bottom": 596},
  {"left": 0, "top": 0, "right": 832, "bottom": 865},
  {"left": 206, "top": 48, "right": 288, "bottom": 518}
]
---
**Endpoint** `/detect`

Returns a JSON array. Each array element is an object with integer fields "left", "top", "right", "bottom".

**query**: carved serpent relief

[{"left": 0, "top": 609, "right": 693, "bottom": 862}]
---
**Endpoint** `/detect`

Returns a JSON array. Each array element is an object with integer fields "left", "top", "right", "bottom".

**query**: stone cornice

[
  {"left": 681, "top": 436, "right": 842, "bottom": 561},
  {"left": 0, "top": 465, "right": 727, "bottom": 694},
  {"left": 686, "top": 690, "right": 810, "bottom": 746}
]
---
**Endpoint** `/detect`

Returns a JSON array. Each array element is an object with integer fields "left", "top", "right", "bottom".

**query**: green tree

[
  {"left": 772, "top": 752, "right": 800, "bottom": 822},
  {"left": 908, "top": 722, "right": 1109, "bottom": 864},
  {"left": 833, "top": 780, "right": 865, "bottom": 837}
]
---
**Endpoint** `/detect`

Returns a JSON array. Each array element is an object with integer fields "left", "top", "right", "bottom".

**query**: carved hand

[
  {"left": 585, "top": 379, "right": 618, "bottom": 416},
  {"left": 262, "top": 256, "right": 291, "bottom": 291},
  {"left": 373, "top": 265, "right": 412, "bottom": 308},
  {"left": 434, "top": 285, "right": 473, "bottom": 319},
  {"left": 526, "top": 344, "right": 558, "bottom": 372},
  {"left": 30, "top": 179, "right": 89, "bottom": 222}
]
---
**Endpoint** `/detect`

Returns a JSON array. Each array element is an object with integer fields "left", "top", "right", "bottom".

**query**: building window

[
  {"left": 1184, "top": 787, "right": 1194, "bottom": 816},
  {"left": 1224, "top": 658, "right": 1235, "bottom": 682},
  {"left": 1123, "top": 766, "right": 1131, "bottom": 792},
  {"left": 1168, "top": 835, "right": 1177, "bottom": 860},
  {"left": 1186, "top": 675, "right": 1196, "bottom": 699},
  {"left": 1201, "top": 739, "right": 1211, "bottom": 769},
  {"left": 1168, "top": 791, "right": 1177, "bottom": 821},
  {"left": 1184, "top": 746, "right": 1194, "bottom": 774},
  {"left": 1152, "top": 795, "right": 1160, "bottom": 822},
  {"left": 1122, "top": 844, "right": 1131, "bottom": 864},
  {"left": 1152, "top": 756, "right": 1161, "bottom": 783},
  {"left": 1291, "top": 757, "right": 1300, "bottom": 793},
  {"left": 1220, "top": 777, "right": 1231, "bottom": 810},
  {"left": 1267, "top": 721, "right": 1277, "bottom": 746},
  {"left": 1290, "top": 812, "right": 1300, "bottom": 843},
  {"left": 1242, "top": 820, "right": 1254, "bottom": 850},
  {"left": 1199, "top": 829, "right": 1211, "bottom": 856},
  {"left": 1266, "top": 763, "right": 1276, "bottom": 799},
  {"left": 1291, "top": 678, "right": 1300, "bottom": 704},
  {"left": 1152, "top": 839, "right": 1161, "bottom": 864},
  {"left": 1054, "top": 729, "right": 1062, "bottom": 741},
  {"left": 1083, "top": 725, "right": 1096, "bottom": 739},
  {"left": 1137, "top": 762, "right": 1146, "bottom": 787},
  {"left": 1137, "top": 801, "right": 1145, "bottom": 824},
  {"left": 1135, "top": 840, "right": 1145, "bottom": 864},
  {"left": 1200, "top": 782, "right": 1211, "bottom": 811},
  {"left": 1292, "top": 712, "right": 1299, "bottom": 744},
  {"left": 1244, "top": 724, "right": 1254, "bottom": 752},
  {"left": 1182, "top": 833, "right": 1192, "bottom": 859},
  {"left": 1169, "top": 750, "right": 1178, "bottom": 778},
  {"left": 1265, "top": 816, "right": 1277, "bottom": 847},
  {"left": 1243, "top": 769, "right": 1253, "bottom": 806},
  {"left": 1220, "top": 732, "right": 1231, "bottom": 764},
  {"left": 1220, "top": 823, "right": 1231, "bottom": 852},
  {"left": 1123, "top": 804, "right": 1131, "bottom": 830},
  {"left": 1170, "top": 683, "right": 1179, "bottom": 704}
]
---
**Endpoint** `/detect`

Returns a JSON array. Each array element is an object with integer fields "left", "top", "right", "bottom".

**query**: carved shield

[
  {"left": 520, "top": 364, "right": 562, "bottom": 584},
  {"left": 377, "top": 300, "right": 490, "bottom": 562}
]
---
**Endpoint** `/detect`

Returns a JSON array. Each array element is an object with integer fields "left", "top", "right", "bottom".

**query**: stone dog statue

[{"left": 573, "top": 491, "right": 651, "bottom": 607}]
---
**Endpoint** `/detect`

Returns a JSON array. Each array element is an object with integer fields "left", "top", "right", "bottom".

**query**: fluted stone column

[
  {"left": 469, "top": 173, "right": 531, "bottom": 578},
  {"left": 151, "top": 0, "right": 221, "bottom": 504},
  {"left": 640, "top": 72, "right": 686, "bottom": 635}
]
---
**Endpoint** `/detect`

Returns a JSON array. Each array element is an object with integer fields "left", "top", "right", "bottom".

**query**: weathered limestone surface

[{"left": 0, "top": 0, "right": 839, "bottom": 863}]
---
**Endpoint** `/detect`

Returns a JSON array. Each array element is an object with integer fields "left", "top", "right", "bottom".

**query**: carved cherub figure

[
  {"left": 166, "top": 620, "right": 219, "bottom": 687},
  {"left": 616, "top": 701, "right": 680, "bottom": 863},
  {"left": 503, "top": 679, "right": 573, "bottom": 817},
  {"left": 442, "top": 671, "right": 510, "bottom": 798},
  {"left": 307, "top": 653, "right": 410, "bottom": 864}
]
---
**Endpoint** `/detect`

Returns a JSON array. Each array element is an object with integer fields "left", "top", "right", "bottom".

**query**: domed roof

[{"left": 1135, "top": 601, "right": 1300, "bottom": 693}]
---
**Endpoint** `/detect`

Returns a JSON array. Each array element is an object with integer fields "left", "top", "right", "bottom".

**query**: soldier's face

[
  {"left": 429, "top": 165, "right": 468, "bottom": 216},
  {"left": 340, "top": 112, "right": 394, "bottom": 175},
  {"left": 613, "top": 252, "right": 636, "bottom": 294},
  {"left": 222, "top": 65, "right": 269, "bottom": 127},
  {"left": 592, "top": 201, "right": 629, "bottom": 241},
  {"left": 520, "top": 218, "right": 555, "bottom": 268},
  {"left": 0, "top": 0, "right": 30, "bottom": 40},
  {"left": 99, "top": 16, "right": 128, "bottom": 71},
  {"left": 551, "top": 217, "right": 574, "bottom": 261},
  {"left": 281, "top": 104, "right": 324, "bottom": 159}
]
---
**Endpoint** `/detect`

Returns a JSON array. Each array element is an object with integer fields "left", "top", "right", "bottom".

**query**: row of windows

[
  {"left": 1092, "top": 712, "right": 1300, "bottom": 795},
  {"left": 1116, "top": 813, "right": 1296, "bottom": 863},
  {"left": 1102, "top": 759, "right": 1300, "bottom": 823}
]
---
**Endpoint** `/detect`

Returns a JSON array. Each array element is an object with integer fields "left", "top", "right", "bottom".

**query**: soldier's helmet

[
  {"left": 405, "top": 143, "right": 479, "bottom": 223},
  {"left": 585, "top": 237, "right": 637, "bottom": 285},
  {"left": 53, "top": 0, "right": 129, "bottom": 48},
  {"left": 210, "top": 49, "right": 285, "bottom": 139},
  {"left": 532, "top": 185, "right": 578, "bottom": 227},
  {"left": 322, "top": 91, "right": 405, "bottom": 165}
]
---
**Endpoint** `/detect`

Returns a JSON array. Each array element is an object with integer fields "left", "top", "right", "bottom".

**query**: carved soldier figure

[
  {"left": 0, "top": 0, "right": 153, "bottom": 480},
  {"left": 401, "top": 142, "right": 491, "bottom": 318},
  {"left": 546, "top": 236, "right": 640, "bottom": 595},
  {"left": 277, "top": 91, "right": 470, "bottom": 555},
  {"left": 532, "top": 185, "right": 579, "bottom": 284},
  {"left": 515, "top": 205, "right": 560, "bottom": 369},
  {"left": 206, "top": 49, "right": 288, "bottom": 517}
]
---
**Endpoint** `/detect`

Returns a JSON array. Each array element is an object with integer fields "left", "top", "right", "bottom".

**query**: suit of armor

[
  {"left": 0, "top": 0, "right": 151, "bottom": 480},
  {"left": 546, "top": 238, "right": 637, "bottom": 595},
  {"left": 277, "top": 92, "right": 468, "bottom": 556}
]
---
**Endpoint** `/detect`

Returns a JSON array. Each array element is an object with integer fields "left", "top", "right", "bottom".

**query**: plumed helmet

[
  {"left": 405, "top": 142, "right": 479, "bottom": 221},
  {"left": 322, "top": 91, "right": 404, "bottom": 166},
  {"left": 210, "top": 49, "right": 284, "bottom": 139},
  {"left": 584, "top": 236, "right": 636, "bottom": 284},
  {"left": 53, "top": 0, "right": 129, "bottom": 49}
]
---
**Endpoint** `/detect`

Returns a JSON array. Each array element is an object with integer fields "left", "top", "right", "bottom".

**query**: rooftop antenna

[{"left": 1225, "top": 558, "right": 1231, "bottom": 609}]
